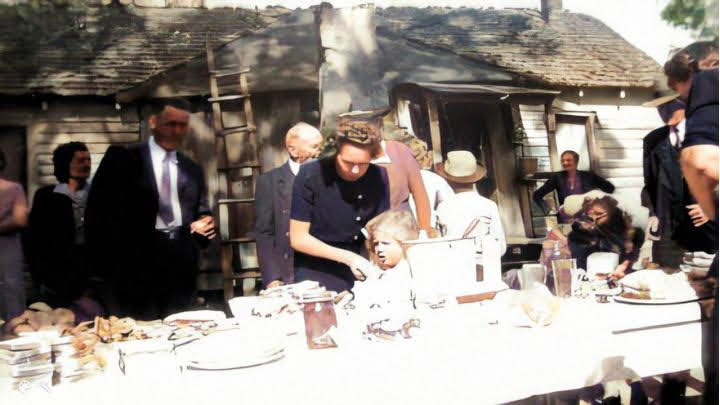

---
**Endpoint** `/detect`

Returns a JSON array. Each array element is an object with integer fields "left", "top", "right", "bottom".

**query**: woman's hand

[
  {"left": 687, "top": 204, "right": 710, "bottom": 227},
  {"left": 343, "top": 252, "right": 372, "bottom": 281}
]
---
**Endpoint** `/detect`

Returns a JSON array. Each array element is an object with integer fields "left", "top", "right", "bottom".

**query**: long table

[{"left": 3, "top": 292, "right": 710, "bottom": 405}]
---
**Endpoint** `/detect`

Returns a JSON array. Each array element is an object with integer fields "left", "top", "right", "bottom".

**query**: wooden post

[
  {"left": 425, "top": 93, "right": 443, "bottom": 168},
  {"left": 585, "top": 113, "right": 600, "bottom": 172},
  {"left": 544, "top": 101, "right": 560, "bottom": 171}
]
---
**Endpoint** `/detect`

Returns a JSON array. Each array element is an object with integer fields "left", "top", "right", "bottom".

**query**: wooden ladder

[{"left": 206, "top": 42, "right": 262, "bottom": 301}]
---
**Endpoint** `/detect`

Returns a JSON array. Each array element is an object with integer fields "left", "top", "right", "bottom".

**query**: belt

[{"left": 155, "top": 226, "right": 186, "bottom": 240}]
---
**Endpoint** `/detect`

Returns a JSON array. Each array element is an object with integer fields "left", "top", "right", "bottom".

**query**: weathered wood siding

[
  {"left": 517, "top": 97, "right": 663, "bottom": 230},
  {"left": 29, "top": 121, "right": 141, "bottom": 192},
  {"left": 0, "top": 100, "right": 140, "bottom": 201}
]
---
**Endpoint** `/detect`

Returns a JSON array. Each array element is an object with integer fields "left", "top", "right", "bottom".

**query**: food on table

[
  {"left": 620, "top": 270, "right": 697, "bottom": 300},
  {"left": 6, "top": 304, "right": 76, "bottom": 336},
  {"left": 508, "top": 285, "right": 562, "bottom": 327}
]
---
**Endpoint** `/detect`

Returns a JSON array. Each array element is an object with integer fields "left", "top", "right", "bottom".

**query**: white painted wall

[{"left": 519, "top": 95, "right": 664, "bottom": 231}]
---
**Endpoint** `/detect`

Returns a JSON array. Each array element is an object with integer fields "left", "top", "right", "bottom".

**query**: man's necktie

[{"left": 159, "top": 152, "right": 175, "bottom": 226}]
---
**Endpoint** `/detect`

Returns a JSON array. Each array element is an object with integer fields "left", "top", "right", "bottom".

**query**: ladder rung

[
  {"left": 229, "top": 271, "right": 261, "bottom": 280},
  {"left": 218, "top": 198, "right": 255, "bottom": 204},
  {"left": 219, "top": 125, "right": 255, "bottom": 135},
  {"left": 208, "top": 94, "right": 248, "bottom": 103},
  {"left": 210, "top": 67, "right": 250, "bottom": 77},
  {"left": 221, "top": 237, "right": 255, "bottom": 244},
  {"left": 217, "top": 163, "right": 262, "bottom": 171}
]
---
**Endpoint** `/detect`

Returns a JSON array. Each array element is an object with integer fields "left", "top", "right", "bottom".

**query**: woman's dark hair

[
  {"left": 0, "top": 148, "right": 5, "bottom": 172},
  {"left": 560, "top": 150, "right": 580, "bottom": 163},
  {"left": 335, "top": 136, "right": 381, "bottom": 157},
  {"left": 683, "top": 39, "right": 718, "bottom": 67},
  {"left": 53, "top": 142, "right": 88, "bottom": 183},
  {"left": 664, "top": 50, "right": 697, "bottom": 83},
  {"left": 581, "top": 195, "right": 632, "bottom": 239}
]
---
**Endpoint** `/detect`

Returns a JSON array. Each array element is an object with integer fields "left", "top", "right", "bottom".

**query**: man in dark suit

[
  {"left": 254, "top": 122, "right": 322, "bottom": 289},
  {"left": 641, "top": 100, "right": 716, "bottom": 267},
  {"left": 85, "top": 98, "right": 215, "bottom": 320},
  {"left": 532, "top": 150, "right": 615, "bottom": 221}
]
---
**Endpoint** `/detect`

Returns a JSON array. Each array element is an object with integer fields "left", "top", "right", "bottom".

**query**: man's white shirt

[
  {"left": 149, "top": 136, "right": 182, "bottom": 229},
  {"left": 436, "top": 191, "right": 507, "bottom": 256}
]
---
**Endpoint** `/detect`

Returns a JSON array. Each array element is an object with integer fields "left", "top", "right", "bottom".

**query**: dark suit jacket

[
  {"left": 684, "top": 68, "right": 719, "bottom": 148},
  {"left": 85, "top": 142, "right": 211, "bottom": 317},
  {"left": 26, "top": 185, "right": 87, "bottom": 306},
  {"left": 254, "top": 161, "right": 294, "bottom": 286},
  {"left": 641, "top": 126, "right": 718, "bottom": 252},
  {"left": 532, "top": 170, "right": 615, "bottom": 212}
]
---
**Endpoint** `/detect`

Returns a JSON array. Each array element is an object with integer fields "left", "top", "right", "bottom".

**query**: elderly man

[
  {"left": 289, "top": 111, "right": 390, "bottom": 293},
  {"left": 255, "top": 122, "right": 322, "bottom": 289},
  {"left": 27, "top": 142, "right": 93, "bottom": 309},
  {"left": 532, "top": 150, "right": 615, "bottom": 222},
  {"left": 86, "top": 98, "right": 215, "bottom": 320}
]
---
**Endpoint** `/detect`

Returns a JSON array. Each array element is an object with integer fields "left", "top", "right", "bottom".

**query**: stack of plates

[
  {"left": 0, "top": 337, "right": 53, "bottom": 391},
  {"left": 51, "top": 336, "right": 100, "bottom": 384},
  {"left": 176, "top": 328, "right": 285, "bottom": 371},
  {"left": 681, "top": 252, "right": 716, "bottom": 278}
]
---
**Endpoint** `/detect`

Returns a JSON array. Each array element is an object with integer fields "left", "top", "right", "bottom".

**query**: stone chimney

[{"left": 541, "top": 0, "right": 562, "bottom": 22}]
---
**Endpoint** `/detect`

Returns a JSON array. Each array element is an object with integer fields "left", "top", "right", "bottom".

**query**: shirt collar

[
  {"left": 671, "top": 120, "right": 686, "bottom": 147},
  {"left": 149, "top": 136, "right": 178, "bottom": 163},
  {"left": 288, "top": 159, "right": 301, "bottom": 175},
  {"left": 370, "top": 140, "right": 392, "bottom": 164},
  {"left": 53, "top": 181, "right": 90, "bottom": 202}
]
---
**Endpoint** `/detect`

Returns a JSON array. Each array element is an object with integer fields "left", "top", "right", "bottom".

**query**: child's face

[{"left": 373, "top": 231, "right": 404, "bottom": 270}]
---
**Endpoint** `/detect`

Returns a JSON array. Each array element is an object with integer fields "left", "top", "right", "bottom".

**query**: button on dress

[{"left": 291, "top": 159, "right": 390, "bottom": 292}]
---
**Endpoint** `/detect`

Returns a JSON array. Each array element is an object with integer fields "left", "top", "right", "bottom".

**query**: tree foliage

[{"left": 661, "top": 0, "right": 719, "bottom": 38}]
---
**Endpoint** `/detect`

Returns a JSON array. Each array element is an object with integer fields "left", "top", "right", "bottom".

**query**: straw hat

[
  {"left": 642, "top": 93, "right": 680, "bottom": 108},
  {"left": 335, "top": 107, "right": 391, "bottom": 145},
  {"left": 436, "top": 150, "right": 487, "bottom": 183}
]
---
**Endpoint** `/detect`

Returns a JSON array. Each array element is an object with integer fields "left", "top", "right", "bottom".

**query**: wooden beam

[
  {"left": 544, "top": 102, "right": 560, "bottom": 171},
  {"left": 585, "top": 113, "right": 601, "bottom": 173},
  {"left": 425, "top": 93, "right": 443, "bottom": 168}
]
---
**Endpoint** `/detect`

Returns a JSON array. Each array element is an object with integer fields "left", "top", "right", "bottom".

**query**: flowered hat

[{"left": 335, "top": 107, "right": 391, "bottom": 145}]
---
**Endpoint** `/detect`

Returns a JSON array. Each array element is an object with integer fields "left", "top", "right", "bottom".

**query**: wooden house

[{"left": 0, "top": 0, "right": 665, "bottom": 286}]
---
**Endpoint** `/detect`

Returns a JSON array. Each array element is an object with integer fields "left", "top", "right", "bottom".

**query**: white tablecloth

[{"left": 3, "top": 293, "right": 708, "bottom": 405}]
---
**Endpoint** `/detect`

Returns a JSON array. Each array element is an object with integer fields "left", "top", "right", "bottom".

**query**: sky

[{"left": 225, "top": 0, "right": 696, "bottom": 64}]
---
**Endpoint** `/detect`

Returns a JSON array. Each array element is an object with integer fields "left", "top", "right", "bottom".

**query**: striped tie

[{"left": 159, "top": 152, "right": 174, "bottom": 226}]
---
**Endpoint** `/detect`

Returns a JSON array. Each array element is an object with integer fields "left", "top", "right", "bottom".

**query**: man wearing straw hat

[
  {"left": 436, "top": 150, "right": 507, "bottom": 279},
  {"left": 289, "top": 111, "right": 390, "bottom": 293}
]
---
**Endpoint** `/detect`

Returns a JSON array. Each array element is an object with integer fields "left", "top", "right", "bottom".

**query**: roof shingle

[
  {"left": 376, "top": 7, "right": 661, "bottom": 88},
  {"left": 0, "top": 3, "right": 275, "bottom": 96}
]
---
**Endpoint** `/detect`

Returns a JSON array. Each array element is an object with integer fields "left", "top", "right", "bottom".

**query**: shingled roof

[
  {"left": 376, "top": 7, "right": 662, "bottom": 88},
  {"left": 0, "top": 3, "right": 277, "bottom": 96}
]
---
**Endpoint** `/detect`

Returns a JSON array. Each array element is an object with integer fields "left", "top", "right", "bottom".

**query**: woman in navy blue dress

[{"left": 289, "top": 118, "right": 390, "bottom": 293}]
